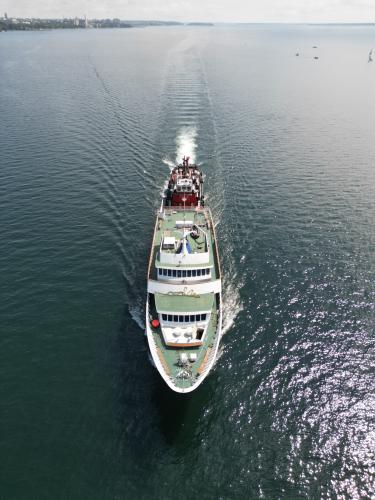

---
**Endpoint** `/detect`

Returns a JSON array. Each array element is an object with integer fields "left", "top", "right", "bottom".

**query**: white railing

[
  {"left": 198, "top": 308, "right": 222, "bottom": 378},
  {"left": 162, "top": 206, "right": 207, "bottom": 213},
  {"left": 147, "top": 296, "right": 175, "bottom": 383},
  {"left": 147, "top": 293, "right": 223, "bottom": 389},
  {"left": 147, "top": 278, "right": 221, "bottom": 295}
]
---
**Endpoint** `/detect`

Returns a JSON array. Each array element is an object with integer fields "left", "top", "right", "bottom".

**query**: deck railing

[
  {"left": 197, "top": 307, "right": 222, "bottom": 378},
  {"left": 162, "top": 205, "right": 208, "bottom": 213}
]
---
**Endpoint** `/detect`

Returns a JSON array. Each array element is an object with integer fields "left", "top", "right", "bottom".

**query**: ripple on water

[{"left": 1, "top": 26, "right": 375, "bottom": 500}]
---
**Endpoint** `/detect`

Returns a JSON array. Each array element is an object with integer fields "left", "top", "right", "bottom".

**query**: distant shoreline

[
  {"left": 2, "top": 20, "right": 374, "bottom": 33},
  {"left": 0, "top": 18, "right": 215, "bottom": 32}
]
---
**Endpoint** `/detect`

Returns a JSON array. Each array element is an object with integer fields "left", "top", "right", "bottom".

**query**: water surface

[{"left": 1, "top": 24, "right": 375, "bottom": 499}]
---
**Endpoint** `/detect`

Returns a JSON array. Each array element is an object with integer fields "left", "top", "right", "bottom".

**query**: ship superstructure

[
  {"left": 165, "top": 156, "right": 204, "bottom": 207},
  {"left": 146, "top": 157, "right": 222, "bottom": 393}
]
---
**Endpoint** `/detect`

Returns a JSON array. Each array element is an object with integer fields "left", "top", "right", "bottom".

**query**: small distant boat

[
  {"left": 368, "top": 49, "right": 373, "bottom": 63},
  {"left": 313, "top": 46, "right": 318, "bottom": 49},
  {"left": 295, "top": 52, "right": 300, "bottom": 57},
  {"left": 314, "top": 56, "right": 319, "bottom": 60}
]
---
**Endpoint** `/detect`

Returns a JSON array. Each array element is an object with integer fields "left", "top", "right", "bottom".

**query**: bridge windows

[
  {"left": 161, "top": 313, "right": 208, "bottom": 323},
  {"left": 158, "top": 268, "right": 212, "bottom": 278}
]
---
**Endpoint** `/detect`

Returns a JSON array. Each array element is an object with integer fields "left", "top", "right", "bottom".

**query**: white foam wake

[
  {"left": 221, "top": 274, "right": 244, "bottom": 336},
  {"left": 162, "top": 157, "right": 175, "bottom": 171},
  {"left": 129, "top": 299, "right": 145, "bottom": 330},
  {"left": 212, "top": 276, "right": 243, "bottom": 370},
  {"left": 175, "top": 126, "right": 198, "bottom": 163}
]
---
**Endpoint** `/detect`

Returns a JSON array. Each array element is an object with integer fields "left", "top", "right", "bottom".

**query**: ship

[{"left": 146, "top": 156, "right": 222, "bottom": 393}]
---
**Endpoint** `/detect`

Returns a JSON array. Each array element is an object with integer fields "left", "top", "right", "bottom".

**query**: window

[
  {"left": 177, "top": 270, "right": 181, "bottom": 278},
  {"left": 187, "top": 270, "right": 191, "bottom": 277},
  {"left": 168, "top": 269, "right": 172, "bottom": 277},
  {"left": 197, "top": 269, "right": 201, "bottom": 277},
  {"left": 196, "top": 314, "right": 201, "bottom": 321},
  {"left": 192, "top": 270, "right": 196, "bottom": 277},
  {"left": 162, "top": 314, "right": 167, "bottom": 321},
  {"left": 190, "top": 315, "right": 195, "bottom": 322},
  {"left": 201, "top": 269, "right": 206, "bottom": 276},
  {"left": 206, "top": 268, "right": 210, "bottom": 274},
  {"left": 182, "top": 270, "right": 186, "bottom": 278},
  {"left": 168, "top": 314, "right": 172, "bottom": 321},
  {"left": 201, "top": 314, "right": 207, "bottom": 321},
  {"left": 179, "top": 315, "right": 183, "bottom": 322},
  {"left": 163, "top": 269, "right": 167, "bottom": 276},
  {"left": 158, "top": 269, "right": 162, "bottom": 275},
  {"left": 173, "top": 315, "right": 178, "bottom": 322},
  {"left": 172, "top": 270, "right": 177, "bottom": 277},
  {"left": 184, "top": 316, "right": 189, "bottom": 322}
]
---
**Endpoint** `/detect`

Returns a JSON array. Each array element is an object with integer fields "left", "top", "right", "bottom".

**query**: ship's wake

[
  {"left": 162, "top": 157, "right": 175, "bottom": 171},
  {"left": 209, "top": 270, "right": 243, "bottom": 371},
  {"left": 175, "top": 126, "right": 198, "bottom": 163},
  {"left": 162, "top": 126, "right": 198, "bottom": 171},
  {"left": 221, "top": 274, "right": 244, "bottom": 336},
  {"left": 128, "top": 298, "right": 145, "bottom": 330}
]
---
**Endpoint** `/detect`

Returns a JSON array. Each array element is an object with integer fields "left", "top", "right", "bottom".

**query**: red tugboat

[{"left": 165, "top": 156, "right": 204, "bottom": 207}]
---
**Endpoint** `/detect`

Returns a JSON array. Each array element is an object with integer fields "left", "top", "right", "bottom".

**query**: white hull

[{"left": 146, "top": 295, "right": 223, "bottom": 393}]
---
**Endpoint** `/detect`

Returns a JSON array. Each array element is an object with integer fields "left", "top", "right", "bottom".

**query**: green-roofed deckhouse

[{"left": 146, "top": 156, "right": 222, "bottom": 393}]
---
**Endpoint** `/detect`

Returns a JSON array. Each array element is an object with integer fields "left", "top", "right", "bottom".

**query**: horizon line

[{"left": 2, "top": 16, "right": 375, "bottom": 25}]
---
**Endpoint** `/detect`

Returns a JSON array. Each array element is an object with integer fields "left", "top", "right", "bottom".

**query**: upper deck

[{"left": 147, "top": 207, "right": 221, "bottom": 282}]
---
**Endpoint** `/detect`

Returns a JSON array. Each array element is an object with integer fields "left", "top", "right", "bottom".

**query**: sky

[{"left": 2, "top": 0, "right": 375, "bottom": 23}]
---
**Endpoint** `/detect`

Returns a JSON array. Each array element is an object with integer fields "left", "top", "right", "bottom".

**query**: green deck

[
  {"left": 155, "top": 292, "right": 214, "bottom": 313},
  {"left": 149, "top": 298, "right": 219, "bottom": 390},
  {"left": 150, "top": 208, "right": 218, "bottom": 279}
]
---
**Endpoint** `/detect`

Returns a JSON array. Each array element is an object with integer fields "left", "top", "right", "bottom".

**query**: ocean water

[{"left": 1, "top": 24, "right": 375, "bottom": 499}]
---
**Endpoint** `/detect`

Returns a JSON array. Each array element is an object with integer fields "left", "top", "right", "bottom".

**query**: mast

[{"left": 183, "top": 155, "right": 190, "bottom": 176}]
